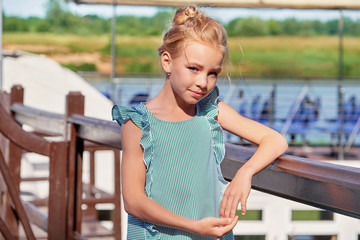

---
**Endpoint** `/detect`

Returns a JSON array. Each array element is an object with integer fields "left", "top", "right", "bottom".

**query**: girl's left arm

[{"left": 217, "top": 101, "right": 288, "bottom": 219}]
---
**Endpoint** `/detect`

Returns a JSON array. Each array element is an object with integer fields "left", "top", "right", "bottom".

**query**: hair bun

[{"left": 173, "top": 6, "right": 201, "bottom": 26}]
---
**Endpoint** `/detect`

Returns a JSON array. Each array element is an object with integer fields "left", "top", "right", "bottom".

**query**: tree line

[{"left": 3, "top": 0, "right": 360, "bottom": 36}]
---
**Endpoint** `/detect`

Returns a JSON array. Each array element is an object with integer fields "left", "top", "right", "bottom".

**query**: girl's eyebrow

[
  {"left": 214, "top": 67, "right": 222, "bottom": 73},
  {"left": 187, "top": 61, "right": 222, "bottom": 72},
  {"left": 187, "top": 62, "right": 203, "bottom": 68}
]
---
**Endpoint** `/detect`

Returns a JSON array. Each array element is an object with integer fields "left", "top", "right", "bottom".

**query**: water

[{"left": 86, "top": 75, "right": 360, "bottom": 146}]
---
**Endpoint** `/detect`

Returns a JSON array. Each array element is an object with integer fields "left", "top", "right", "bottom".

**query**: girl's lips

[{"left": 189, "top": 90, "right": 204, "bottom": 99}]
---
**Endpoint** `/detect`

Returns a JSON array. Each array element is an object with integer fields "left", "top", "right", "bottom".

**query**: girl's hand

[
  {"left": 220, "top": 168, "right": 252, "bottom": 218},
  {"left": 193, "top": 216, "right": 239, "bottom": 238}
]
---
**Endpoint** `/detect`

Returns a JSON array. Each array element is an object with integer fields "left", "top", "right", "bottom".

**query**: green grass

[
  {"left": 4, "top": 33, "right": 360, "bottom": 77},
  {"left": 3, "top": 33, "right": 108, "bottom": 54},
  {"left": 228, "top": 36, "right": 359, "bottom": 78}
]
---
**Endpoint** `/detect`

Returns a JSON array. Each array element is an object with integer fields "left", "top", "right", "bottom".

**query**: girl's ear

[{"left": 161, "top": 51, "right": 172, "bottom": 74}]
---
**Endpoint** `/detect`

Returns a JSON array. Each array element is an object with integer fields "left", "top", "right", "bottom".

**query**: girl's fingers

[
  {"left": 220, "top": 215, "right": 239, "bottom": 233},
  {"left": 241, "top": 197, "right": 247, "bottom": 215},
  {"left": 221, "top": 188, "right": 241, "bottom": 218},
  {"left": 223, "top": 194, "right": 234, "bottom": 218},
  {"left": 230, "top": 215, "right": 239, "bottom": 228},
  {"left": 230, "top": 199, "right": 239, "bottom": 218},
  {"left": 219, "top": 193, "right": 229, "bottom": 218},
  {"left": 215, "top": 217, "right": 232, "bottom": 226}
]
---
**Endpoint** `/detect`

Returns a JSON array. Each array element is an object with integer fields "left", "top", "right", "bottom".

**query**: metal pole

[
  {"left": 0, "top": 0, "right": 3, "bottom": 90},
  {"left": 110, "top": 1, "right": 117, "bottom": 102},
  {"left": 337, "top": 9, "right": 344, "bottom": 160},
  {"left": 345, "top": 116, "right": 360, "bottom": 152},
  {"left": 281, "top": 85, "right": 309, "bottom": 135},
  {"left": 269, "top": 83, "right": 276, "bottom": 127}
]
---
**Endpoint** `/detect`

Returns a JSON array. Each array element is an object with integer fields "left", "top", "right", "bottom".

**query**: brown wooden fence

[{"left": 0, "top": 85, "right": 121, "bottom": 240}]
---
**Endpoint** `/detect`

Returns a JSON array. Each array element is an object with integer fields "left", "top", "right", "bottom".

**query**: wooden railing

[
  {"left": 0, "top": 85, "right": 359, "bottom": 239},
  {"left": 0, "top": 85, "right": 121, "bottom": 240},
  {"left": 0, "top": 86, "right": 67, "bottom": 240}
]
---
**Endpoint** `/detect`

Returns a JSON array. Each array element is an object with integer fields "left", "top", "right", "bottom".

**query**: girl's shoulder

[{"left": 112, "top": 103, "right": 147, "bottom": 129}]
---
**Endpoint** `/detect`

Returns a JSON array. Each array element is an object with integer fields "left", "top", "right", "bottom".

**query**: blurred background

[{"left": 1, "top": 1, "right": 360, "bottom": 239}]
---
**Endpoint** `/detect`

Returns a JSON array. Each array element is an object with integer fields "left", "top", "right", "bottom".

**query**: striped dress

[{"left": 112, "top": 86, "right": 234, "bottom": 240}]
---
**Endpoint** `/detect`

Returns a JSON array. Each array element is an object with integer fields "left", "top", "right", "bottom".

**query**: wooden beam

[
  {"left": 67, "top": 0, "right": 360, "bottom": 10},
  {"left": 222, "top": 144, "right": 360, "bottom": 219}
]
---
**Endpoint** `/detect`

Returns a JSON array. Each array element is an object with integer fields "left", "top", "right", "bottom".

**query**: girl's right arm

[{"left": 121, "top": 119, "right": 238, "bottom": 238}]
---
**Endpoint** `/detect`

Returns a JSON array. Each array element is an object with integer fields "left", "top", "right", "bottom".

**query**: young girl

[{"left": 112, "top": 6, "right": 288, "bottom": 240}]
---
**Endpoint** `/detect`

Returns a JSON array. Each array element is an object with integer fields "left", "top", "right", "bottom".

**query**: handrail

[
  {"left": 10, "top": 103, "right": 122, "bottom": 149},
  {"left": 11, "top": 103, "right": 65, "bottom": 136},
  {"left": 222, "top": 144, "right": 360, "bottom": 219},
  {"left": 0, "top": 102, "right": 49, "bottom": 155},
  {"left": 67, "top": 114, "right": 121, "bottom": 149}
]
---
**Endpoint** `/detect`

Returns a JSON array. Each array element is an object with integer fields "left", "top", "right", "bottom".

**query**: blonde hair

[{"left": 158, "top": 6, "right": 229, "bottom": 62}]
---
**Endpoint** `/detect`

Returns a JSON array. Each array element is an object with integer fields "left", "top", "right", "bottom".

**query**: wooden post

[
  {"left": 0, "top": 150, "right": 35, "bottom": 240},
  {"left": 2, "top": 85, "right": 24, "bottom": 238},
  {"left": 113, "top": 149, "right": 122, "bottom": 240},
  {"left": 0, "top": 218, "right": 16, "bottom": 240},
  {"left": 0, "top": 90, "right": 9, "bottom": 240},
  {"left": 0, "top": 90, "right": 9, "bottom": 157},
  {"left": 86, "top": 149, "right": 97, "bottom": 218},
  {"left": 8, "top": 85, "right": 24, "bottom": 188},
  {"left": 48, "top": 141, "right": 68, "bottom": 240},
  {"left": 66, "top": 92, "right": 85, "bottom": 239}
]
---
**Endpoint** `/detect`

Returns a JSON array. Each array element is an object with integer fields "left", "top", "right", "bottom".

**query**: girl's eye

[
  {"left": 209, "top": 72, "right": 218, "bottom": 77},
  {"left": 188, "top": 67, "right": 198, "bottom": 72}
]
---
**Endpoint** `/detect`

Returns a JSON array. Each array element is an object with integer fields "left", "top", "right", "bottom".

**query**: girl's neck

[{"left": 146, "top": 80, "right": 196, "bottom": 122}]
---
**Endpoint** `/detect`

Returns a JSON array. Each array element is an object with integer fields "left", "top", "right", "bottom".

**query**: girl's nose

[{"left": 195, "top": 74, "right": 207, "bottom": 90}]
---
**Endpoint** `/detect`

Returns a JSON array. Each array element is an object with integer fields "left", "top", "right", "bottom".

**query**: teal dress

[{"left": 112, "top": 86, "right": 234, "bottom": 240}]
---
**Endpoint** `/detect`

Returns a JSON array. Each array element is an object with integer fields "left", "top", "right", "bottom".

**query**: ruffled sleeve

[
  {"left": 197, "top": 86, "right": 225, "bottom": 164},
  {"left": 112, "top": 104, "right": 159, "bottom": 238},
  {"left": 112, "top": 104, "right": 153, "bottom": 170},
  {"left": 112, "top": 105, "right": 143, "bottom": 129}
]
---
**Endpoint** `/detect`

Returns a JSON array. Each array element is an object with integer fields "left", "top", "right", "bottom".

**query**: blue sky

[{"left": 3, "top": 0, "right": 360, "bottom": 23}]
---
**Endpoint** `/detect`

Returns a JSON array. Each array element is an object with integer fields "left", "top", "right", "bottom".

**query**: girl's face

[{"left": 162, "top": 41, "right": 224, "bottom": 106}]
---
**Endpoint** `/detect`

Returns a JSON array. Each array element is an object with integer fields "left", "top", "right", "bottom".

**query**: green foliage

[
  {"left": 3, "top": 17, "right": 29, "bottom": 32},
  {"left": 282, "top": 18, "right": 300, "bottom": 35},
  {"left": 3, "top": 1, "right": 360, "bottom": 37},
  {"left": 4, "top": 33, "right": 360, "bottom": 77},
  {"left": 79, "top": 15, "right": 111, "bottom": 35},
  {"left": 125, "top": 61, "right": 155, "bottom": 73},
  {"left": 62, "top": 62, "right": 97, "bottom": 72},
  {"left": 3, "top": 0, "right": 360, "bottom": 77},
  {"left": 34, "top": 20, "right": 52, "bottom": 32},
  {"left": 45, "top": 0, "right": 72, "bottom": 33},
  {"left": 325, "top": 19, "right": 339, "bottom": 35},
  {"left": 267, "top": 19, "right": 283, "bottom": 35},
  {"left": 227, "top": 17, "right": 269, "bottom": 36},
  {"left": 353, "top": 20, "right": 360, "bottom": 36},
  {"left": 226, "top": 16, "right": 360, "bottom": 37},
  {"left": 101, "top": 42, "right": 157, "bottom": 57},
  {"left": 115, "top": 11, "right": 172, "bottom": 36}
]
